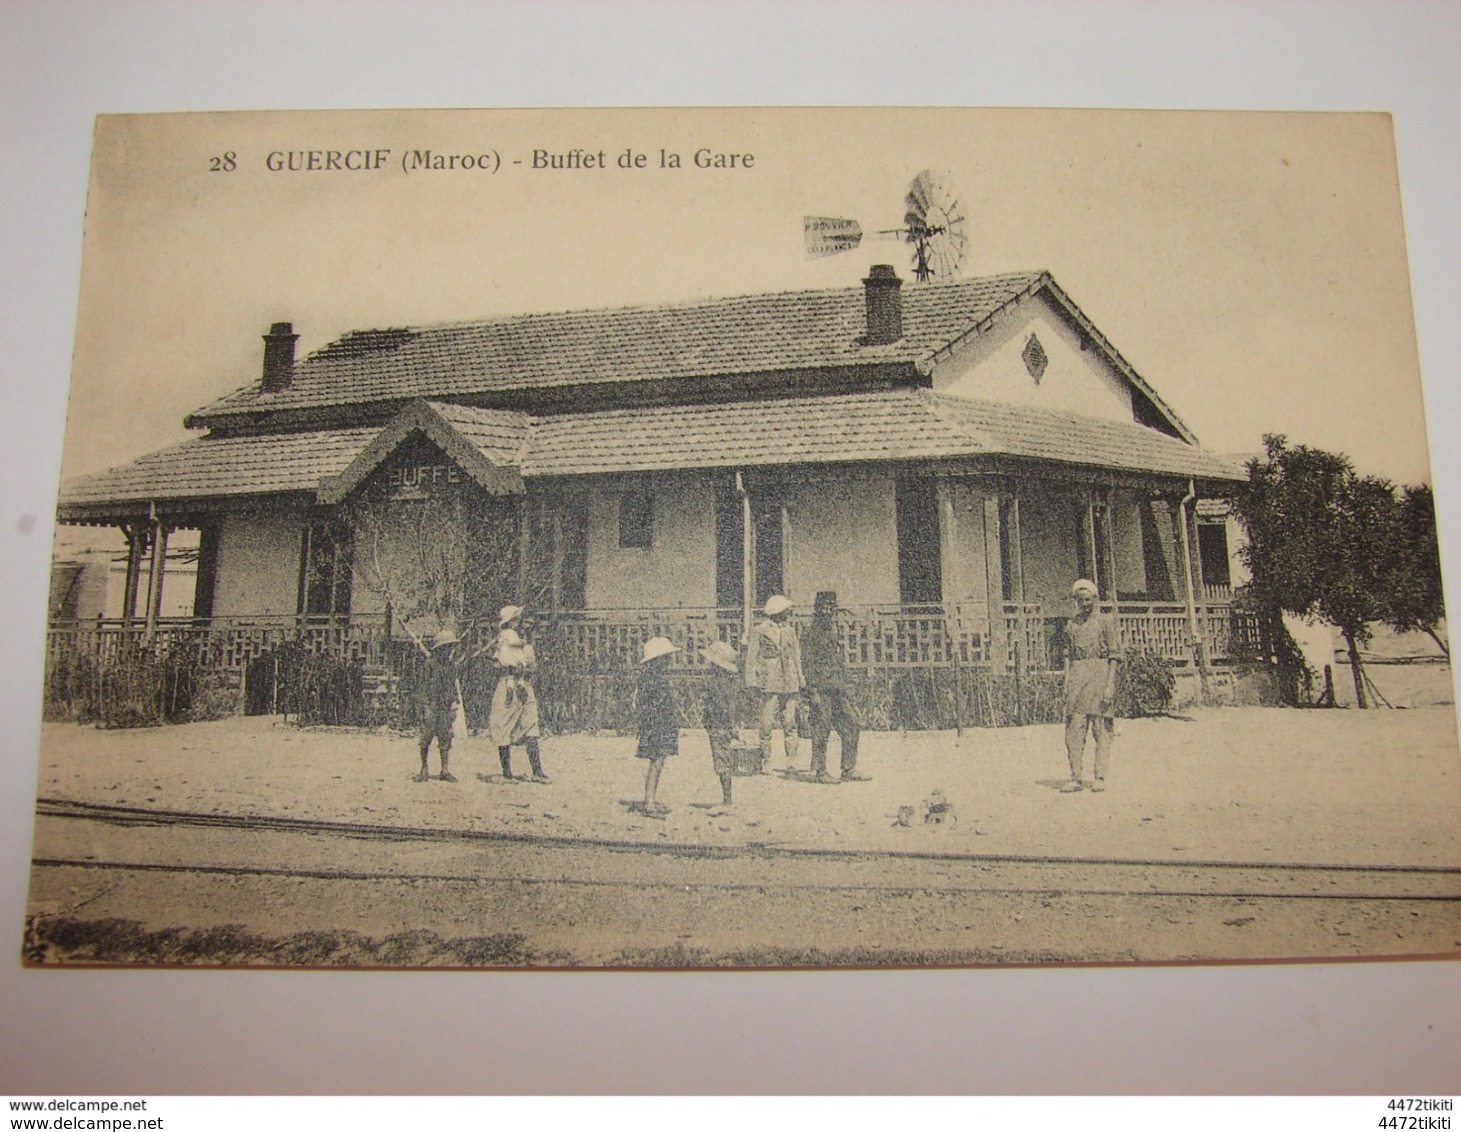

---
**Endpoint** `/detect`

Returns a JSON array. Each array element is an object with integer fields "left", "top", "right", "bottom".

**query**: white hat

[
  {"left": 641, "top": 637, "right": 679, "bottom": 663},
  {"left": 431, "top": 628, "right": 460, "bottom": 648},
  {"left": 700, "top": 640, "right": 739, "bottom": 673},
  {"left": 763, "top": 594, "right": 793, "bottom": 616},
  {"left": 1071, "top": 579, "right": 1099, "bottom": 597},
  {"left": 498, "top": 605, "right": 524, "bottom": 626}
]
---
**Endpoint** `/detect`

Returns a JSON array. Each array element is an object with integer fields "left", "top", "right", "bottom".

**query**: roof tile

[
  {"left": 60, "top": 391, "right": 1240, "bottom": 514},
  {"left": 188, "top": 272, "right": 1047, "bottom": 422}
]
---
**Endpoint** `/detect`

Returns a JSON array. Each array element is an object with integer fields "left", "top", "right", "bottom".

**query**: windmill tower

[{"left": 805, "top": 169, "right": 970, "bottom": 282}]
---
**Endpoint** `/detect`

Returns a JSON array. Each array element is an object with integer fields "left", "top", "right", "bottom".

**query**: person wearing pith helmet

[
  {"left": 416, "top": 627, "right": 461, "bottom": 783},
  {"left": 488, "top": 605, "right": 548, "bottom": 783},
  {"left": 700, "top": 639, "right": 742, "bottom": 807},
  {"left": 636, "top": 636, "right": 681, "bottom": 815},
  {"left": 744, "top": 594, "right": 803, "bottom": 772}
]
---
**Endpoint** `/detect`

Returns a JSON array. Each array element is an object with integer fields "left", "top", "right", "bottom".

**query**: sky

[{"left": 61, "top": 107, "right": 1429, "bottom": 487}]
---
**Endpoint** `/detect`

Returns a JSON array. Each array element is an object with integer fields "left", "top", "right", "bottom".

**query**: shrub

[{"left": 1118, "top": 650, "right": 1176, "bottom": 717}]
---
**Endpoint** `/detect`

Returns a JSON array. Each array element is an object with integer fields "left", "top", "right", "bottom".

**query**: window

[
  {"left": 714, "top": 484, "right": 744, "bottom": 610},
  {"left": 558, "top": 498, "right": 589, "bottom": 609},
  {"left": 1137, "top": 502, "right": 1176, "bottom": 601},
  {"left": 1197, "top": 521, "right": 1232, "bottom": 588},
  {"left": 300, "top": 520, "right": 353, "bottom": 617},
  {"left": 895, "top": 476, "right": 943, "bottom": 605},
  {"left": 618, "top": 488, "right": 654, "bottom": 549},
  {"left": 751, "top": 495, "right": 785, "bottom": 607},
  {"left": 998, "top": 495, "right": 1017, "bottom": 602},
  {"left": 1074, "top": 503, "right": 1111, "bottom": 599},
  {"left": 193, "top": 526, "right": 221, "bottom": 619}
]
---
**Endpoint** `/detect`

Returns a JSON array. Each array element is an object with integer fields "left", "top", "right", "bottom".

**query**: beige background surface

[{"left": 3, "top": 0, "right": 1460, "bottom": 1097}]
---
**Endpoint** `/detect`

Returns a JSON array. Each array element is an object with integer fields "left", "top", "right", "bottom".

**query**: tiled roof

[
  {"left": 423, "top": 400, "right": 531, "bottom": 466},
  {"left": 524, "top": 391, "right": 971, "bottom": 475},
  {"left": 58, "top": 427, "right": 379, "bottom": 508},
  {"left": 59, "top": 390, "right": 1241, "bottom": 517},
  {"left": 526, "top": 391, "right": 1242, "bottom": 481},
  {"left": 922, "top": 395, "right": 1244, "bottom": 481},
  {"left": 315, "top": 401, "right": 530, "bottom": 503},
  {"left": 186, "top": 272, "right": 1048, "bottom": 423}
]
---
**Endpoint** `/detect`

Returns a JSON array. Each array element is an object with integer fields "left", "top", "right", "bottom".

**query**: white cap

[
  {"left": 431, "top": 628, "right": 460, "bottom": 648},
  {"left": 641, "top": 637, "right": 679, "bottom": 663},
  {"left": 1071, "top": 579, "right": 1099, "bottom": 597},
  {"left": 763, "top": 594, "right": 793, "bottom": 616},
  {"left": 498, "top": 605, "right": 524, "bottom": 626}
]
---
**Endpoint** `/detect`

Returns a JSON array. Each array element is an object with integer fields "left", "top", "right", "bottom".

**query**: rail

[
  {"left": 46, "top": 601, "right": 1257, "bottom": 679},
  {"left": 45, "top": 613, "right": 394, "bottom": 674}
]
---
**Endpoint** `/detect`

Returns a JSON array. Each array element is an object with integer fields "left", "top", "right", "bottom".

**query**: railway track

[{"left": 32, "top": 796, "right": 1461, "bottom": 902}]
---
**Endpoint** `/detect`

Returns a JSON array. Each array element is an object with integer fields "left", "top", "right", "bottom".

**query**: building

[{"left": 50, "top": 266, "right": 1251, "bottom": 726}]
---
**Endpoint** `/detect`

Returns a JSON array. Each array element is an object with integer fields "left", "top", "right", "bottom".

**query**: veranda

[{"left": 43, "top": 595, "right": 1261, "bottom": 731}]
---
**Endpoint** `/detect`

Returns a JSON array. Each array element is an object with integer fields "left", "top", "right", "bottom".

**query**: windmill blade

[
  {"left": 903, "top": 168, "right": 970, "bottom": 280},
  {"left": 803, "top": 216, "right": 863, "bottom": 259},
  {"left": 906, "top": 169, "right": 937, "bottom": 217}
]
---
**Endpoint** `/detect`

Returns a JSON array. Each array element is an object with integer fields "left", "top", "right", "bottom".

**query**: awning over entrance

[
  {"left": 56, "top": 401, "right": 531, "bottom": 524},
  {"left": 316, "top": 400, "right": 528, "bottom": 504}
]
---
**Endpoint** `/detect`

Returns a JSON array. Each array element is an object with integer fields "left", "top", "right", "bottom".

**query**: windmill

[{"left": 804, "top": 169, "right": 970, "bottom": 282}]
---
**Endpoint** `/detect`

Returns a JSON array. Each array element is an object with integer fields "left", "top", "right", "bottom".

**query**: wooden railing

[
  {"left": 45, "top": 613, "right": 393, "bottom": 675},
  {"left": 541, "top": 608, "right": 741, "bottom": 674},
  {"left": 537, "top": 600, "right": 1256, "bottom": 674},
  {"left": 45, "top": 601, "right": 1259, "bottom": 681}
]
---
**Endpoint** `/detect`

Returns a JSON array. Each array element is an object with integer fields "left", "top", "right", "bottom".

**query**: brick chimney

[
  {"left": 261, "top": 322, "right": 299, "bottom": 392},
  {"left": 863, "top": 264, "right": 903, "bottom": 345}
]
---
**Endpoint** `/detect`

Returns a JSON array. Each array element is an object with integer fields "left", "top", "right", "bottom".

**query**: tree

[
  {"left": 1381, "top": 484, "right": 1448, "bottom": 659},
  {"left": 1234, "top": 435, "right": 1404, "bottom": 708},
  {"left": 334, "top": 465, "right": 539, "bottom": 659}
]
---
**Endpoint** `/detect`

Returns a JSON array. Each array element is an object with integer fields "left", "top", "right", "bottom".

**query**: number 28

[{"left": 209, "top": 152, "right": 237, "bottom": 172}]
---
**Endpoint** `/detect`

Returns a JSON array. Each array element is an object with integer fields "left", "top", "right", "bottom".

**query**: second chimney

[
  {"left": 261, "top": 322, "right": 299, "bottom": 392},
  {"left": 863, "top": 264, "right": 903, "bottom": 345}
]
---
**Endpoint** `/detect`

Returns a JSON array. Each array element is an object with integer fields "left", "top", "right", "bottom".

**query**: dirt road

[{"left": 27, "top": 800, "right": 1461, "bottom": 966}]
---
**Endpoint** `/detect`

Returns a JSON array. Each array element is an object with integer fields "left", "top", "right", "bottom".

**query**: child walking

[
  {"left": 700, "top": 640, "right": 741, "bottom": 807},
  {"left": 637, "top": 636, "right": 680, "bottom": 815}
]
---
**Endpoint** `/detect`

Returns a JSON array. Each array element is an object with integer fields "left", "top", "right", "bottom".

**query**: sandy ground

[
  {"left": 24, "top": 706, "right": 1461, "bottom": 965},
  {"left": 30, "top": 705, "right": 1461, "bottom": 868}
]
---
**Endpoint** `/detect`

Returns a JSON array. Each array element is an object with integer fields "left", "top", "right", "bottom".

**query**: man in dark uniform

[
  {"left": 417, "top": 627, "right": 461, "bottom": 783},
  {"left": 802, "top": 591, "right": 866, "bottom": 783}
]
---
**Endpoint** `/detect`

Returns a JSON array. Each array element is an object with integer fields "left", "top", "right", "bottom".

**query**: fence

[
  {"left": 45, "top": 601, "right": 1260, "bottom": 730},
  {"left": 544, "top": 601, "right": 1258, "bottom": 674},
  {"left": 43, "top": 614, "right": 392, "bottom": 727}
]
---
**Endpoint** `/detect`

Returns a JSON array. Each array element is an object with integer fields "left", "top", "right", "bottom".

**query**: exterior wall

[
  {"left": 350, "top": 556, "right": 387, "bottom": 616},
  {"left": 932, "top": 292, "right": 1136, "bottom": 424},
  {"left": 783, "top": 470, "right": 900, "bottom": 607},
  {"left": 50, "top": 556, "right": 112, "bottom": 621},
  {"left": 580, "top": 469, "right": 902, "bottom": 612},
  {"left": 942, "top": 480, "right": 994, "bottom": 605},
  {"left": 1225, "top": 513, "right": 1249, "bottom": 588},
  {"left": 586, "top": 476, "right": 717, "bottom": 609},
  {"left": 212, "top": 508, "right": 306, "bottom": 617},
  {"left": 939, "top": 481, "right": 1155, "bottom": 611},
  {"left": 1113, "top": 493, "right": 1148, "bottom": 595},
  {"left": 1015, "top": 482, "right": 1083, "bottom": 610}
]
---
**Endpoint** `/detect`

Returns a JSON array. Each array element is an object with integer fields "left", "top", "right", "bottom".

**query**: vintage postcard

[{"left": 27, "top": 107, "right": 1461, "bottom": 968}]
